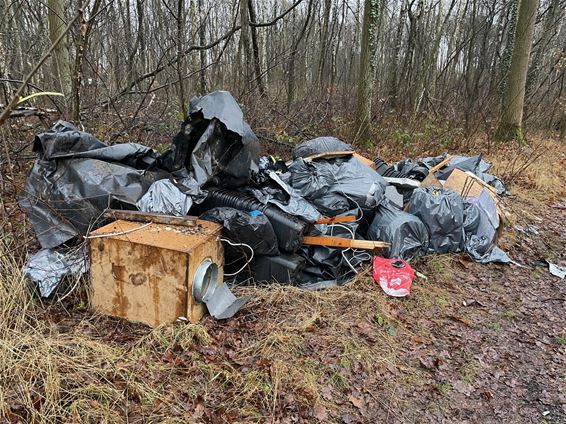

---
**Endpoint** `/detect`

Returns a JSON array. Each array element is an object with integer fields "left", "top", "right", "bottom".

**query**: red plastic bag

[{"left": 372, "top": 257, "right": 414, "bottom": 297}]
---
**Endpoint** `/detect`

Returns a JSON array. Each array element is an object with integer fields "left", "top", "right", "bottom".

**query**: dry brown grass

[
  {"left": 0, "top": 241, "right": 131, "bottom": 423},
  {"left": 2, "top": 126, "right": 562, "bottom": 421},
  {"left": 487, "top": 135, "right": 566, "bottom": 201},
  {"left": 1, "top": 237, "right": 436, "bottom": 421}
]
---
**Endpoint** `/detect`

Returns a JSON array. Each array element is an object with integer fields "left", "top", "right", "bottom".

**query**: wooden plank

[
  {"left": 417, "top": 155, "right": 453, "bottom": 189},
  {"left": 303, "top": 235, "right": 389, "bottom": 250},
  {"left": 428, "top": 154, "right": 453, "bottom": 174},
  {"left": 285, "top": 150, "right": 354, "bottom": 166},
  {"left": 303, "top": 150, "right": 355, "bottom": 161},
  {"left": 419, "top": 172, "right": 442, "bottom": 189},
  {"left": 103, "top": 209, "right": 197, "bottom": 227},
  {"left": 315, "top": 215, "right": 357, "bottom": 224},
  {"left": 352, "top": 153, "right": 376, "bottom": 169}
]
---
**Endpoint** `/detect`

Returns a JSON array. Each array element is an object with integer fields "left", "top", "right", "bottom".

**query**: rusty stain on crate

[{"left": 89, "top": 219, "right": 224, "bottom": 326}]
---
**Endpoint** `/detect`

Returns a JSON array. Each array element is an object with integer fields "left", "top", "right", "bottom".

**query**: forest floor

[{"left": 0, "top": 123, "right": 565, "bottom": 423}]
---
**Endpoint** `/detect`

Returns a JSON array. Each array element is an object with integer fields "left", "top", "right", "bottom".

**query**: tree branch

[
  {"left": 249, "top": 0, "right": 303, "bottom": 27},
  {"left": 113, "top": 0, "right": 305, "bottom": 99},
  {"left": 0, "top": 11, "right": 81, "bottom": 127}
]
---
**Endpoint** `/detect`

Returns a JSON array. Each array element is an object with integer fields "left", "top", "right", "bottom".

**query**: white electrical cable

[
  {"left": 340, "top": 191, "right": 364, "bottom": 222},
  {"left": 220, "top": 237, "right": 254, "bottom": 277},
  {"left": 328, "top": 223, "right": 359, "bottom": 274}
]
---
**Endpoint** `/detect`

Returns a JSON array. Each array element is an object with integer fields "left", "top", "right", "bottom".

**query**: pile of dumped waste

[{"left": 20, "top": 90, "right": 511, "bottom": 304}]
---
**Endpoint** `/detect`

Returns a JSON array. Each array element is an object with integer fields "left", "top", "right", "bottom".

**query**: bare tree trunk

[
  {"left": 189, "top": 0, "right": 207, "bottom": 94},
  {"left": 387, "top": 0, "right": 406, "bottom": 109},
  {"left": 526, "top": 0, "right": 561, "bottom": 95},
  {"left": 72, "top": 0, "right": 102, "bottom": 122},
  {"left": 48, "top": 0, "right": 72, "bottom": 113},
  {"left": 286, "top": 0, "right": 313, "bottom": 112},
  {"left": 498, "top": 0, "right": 519, "bottom": 97},
  {"left": 495, "top": 0, "right": 540, "bottom": 142},
  {"left": 0, "top": 0, "right": 8, "bottom": 103},
  {"left": 198, "top": 0, "right": 207, "bottom": 94},
  {"left": 560, "top": 108, "right": 566, "bottom": 141},
  {"left": 316, "top": 0, "right": 331, "bottom": 92},
  {"left": 248, "top": 0, "right": 265, "bottom": 96},
  {"left": 239, "top": 0, "right": 252, "bottom": 91},
  {"left": 355, "top": 0, "right": 380, "bottom": 143},
  {"left": 177, "top": 0, "right": 187, "bottom": 119}
]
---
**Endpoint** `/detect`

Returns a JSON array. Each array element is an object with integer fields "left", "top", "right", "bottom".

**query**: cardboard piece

[{"left": 443, "top": 168, "right": 498, "bottom": 203}]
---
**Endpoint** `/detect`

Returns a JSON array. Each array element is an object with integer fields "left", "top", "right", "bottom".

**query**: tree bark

[
  {"left": 248, "top": 0, "right": 265, "bottom": 96},
  {"left": 316, "top": 0, "right": 331, "bottom": 92},
  {"left": 48, "top": 0, "right": 72, "bottom": 113},
  {"left": 355, "top": 0, "right": 381, "bottom": 143},
  {"left": 495, "top": 0, "right": 540, "bottom": 142},
  {"left": 286, "top": 0, "right": 313, "bottom": 112},
  {"left": 239, "top": 0, "right": 252, "bottom": 90},
  {"left": 387, "top": 0, "right": 406, "bottom": 108},
  {"left": 498, "top": 0, "right": 519, "bottom": 97},
  {"left": 176, "top": 0, "right": 187, "bottom": 119}
]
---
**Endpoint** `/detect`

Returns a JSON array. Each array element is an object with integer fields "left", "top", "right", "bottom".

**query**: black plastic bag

[
  {"left": 33, "top": 120, "right": 159, "bottom": 168},
  {"left": 200, "top": 207, "right": 279, "bottom": 256},
  {"left": 247, "top": 171, "right": 322, "bottom": 223},
  {"left": 392, "top": 159, "right": 429, "bottom": 181},
  {"left": 289, "top": 156, "right": 387, "bottom": 214},
  {"left": 253, "top": 253, "right": 306, "bottom": 284},
  {"left": 367, "top": 202, "right": 429, "bottom": 260},
  {"left": 297, "top": 219, "right": 372, "bottom": 288},
  {"left": 19, "top": 122, "right": 156, "bottom": 249},
  {"left": 407, "top": 187, "right": 465, "bottom": 254},
  {"left": 199, "top": 189, "right": 306, "bottom": 253},
  {"left": 159, "top": 91, "right": 260, "bottom": 187}
]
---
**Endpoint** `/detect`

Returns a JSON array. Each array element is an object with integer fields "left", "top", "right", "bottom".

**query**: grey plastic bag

[
  {"left": 23, "top": 247, "right": 88, "bottom": 297},
  {"left": 19, "top": 121, "right": 157, "bottom": 248},
  {"left": 464, "top": 191, "right": 510, "bottom": 264},
  {"left": 407, "top": 187, "right": 465, "bottom": 253},
  {"left": 367, "top": 202, "right": 429, "bottom": 260},
  {"left": 421, "top": 153, "right": 508, "bottom": 195},
  {"left": 293, "top": 136, "right": 353, "bottom": 159},
  {"left": 136, "top": 179, "right": 193, "bottom": 216},
  {"left": 19, "top": 158, "right": 153, "bottom": 249},
  {"left": 289, "top": 156, "right": 387, "bottom": 213}
]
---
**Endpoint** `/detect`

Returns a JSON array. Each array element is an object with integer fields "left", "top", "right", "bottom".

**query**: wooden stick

[
  {"left": 428, "top": 154, "right": 453, "bottom": 175},
  {"left": 303, "top": 235, "right": 389, "bottom": 250},
  {"left": 315, "top": 215, "right": 357, "bottom": 224},
  {"left": 352, "top": 153, "right": 376, "bottom": 169},
  {"left": 286, "top": 150, "right": 355, "bottom": 166},
  {"left": 304, "top": 150, "right": 355, "bottom": 161},
  {"left": 103, "top": 209, "right": 197, "bottom": 227}
]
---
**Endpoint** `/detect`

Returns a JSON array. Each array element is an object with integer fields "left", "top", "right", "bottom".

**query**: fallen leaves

[
  {"left": 347, "top": 392, "right": 365, "bottom": 409},
  {"left": 312, "top": 404, "right": 328, "bottom": 422}
]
